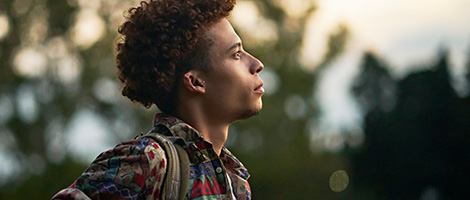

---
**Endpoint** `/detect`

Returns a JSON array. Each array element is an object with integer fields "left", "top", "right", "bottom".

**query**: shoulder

[
  {"left": 90, "top": 138, "right": 167, "bottom": 170},
  {"left": 94, "top": 137, "right": 168, "bottom": 183},
  {"left": 53, "top": 138, "right": 168, "bottom": 200}
]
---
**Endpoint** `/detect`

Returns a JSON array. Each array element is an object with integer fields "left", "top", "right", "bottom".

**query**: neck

[{"left": 176, "top": 104, "right": 230, "bottom": 156}]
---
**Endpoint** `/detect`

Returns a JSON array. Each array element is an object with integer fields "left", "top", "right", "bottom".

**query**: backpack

[{"left": 136, "top": 128, "right": 190, "bottom": 200}]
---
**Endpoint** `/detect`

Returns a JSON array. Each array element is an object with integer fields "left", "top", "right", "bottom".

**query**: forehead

[{"left": 206, "top": 19, "right": 241, "bottom": 51}]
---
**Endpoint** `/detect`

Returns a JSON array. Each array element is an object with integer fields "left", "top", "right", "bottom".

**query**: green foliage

[
  {"left": 0, "top": 157, "right": 88, "bottom": 200},
  {"left": 0, "top": 0, "right": 352, "bottom": 199}
]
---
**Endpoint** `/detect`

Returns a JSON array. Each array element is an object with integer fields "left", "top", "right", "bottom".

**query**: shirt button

[{"left": 216, "top": 167, "right": 223, "bottom": 174}]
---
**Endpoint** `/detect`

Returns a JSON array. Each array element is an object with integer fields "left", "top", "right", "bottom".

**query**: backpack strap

[
  {"left": 171, "top": 138, "right": 190, "bottom": 200},
  {"left": 137, "top": 129, "right": 190, "bottom": 200}
]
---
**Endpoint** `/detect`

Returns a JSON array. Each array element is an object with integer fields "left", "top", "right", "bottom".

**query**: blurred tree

[
  {"left": 352, "top": 52, "right": 397, "bottom": 113},
  {"left": 0, "top": 0, "right": 154, "bottom": 199},
  {"left": 466, "top": 46, "right": 470, "bottom": 91},
  {"left": 349, "top": 52, "right": 397, "bottom": 198},
  {"left": 447, "top": 48, "right": 470, "bottom": 199},
  {"left": 351, "top": 50, "right": 470, "bottom": 199}
]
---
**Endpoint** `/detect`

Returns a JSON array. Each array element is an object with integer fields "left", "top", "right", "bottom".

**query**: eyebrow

[{"left": 227, "top": 42, "right": 241, "bottom": 53}]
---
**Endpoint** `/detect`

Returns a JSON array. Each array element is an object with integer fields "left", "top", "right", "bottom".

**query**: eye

[{"left": 234, "top": 51, "right": 241, "bottom": 59}]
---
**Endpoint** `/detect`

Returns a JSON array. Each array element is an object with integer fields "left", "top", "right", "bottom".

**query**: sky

[
  {"left": 302, "top": 0, "right": 470, "bottom": 72},
  {"left": 301, "top": 0, "right": 470, "bottom": 140}
]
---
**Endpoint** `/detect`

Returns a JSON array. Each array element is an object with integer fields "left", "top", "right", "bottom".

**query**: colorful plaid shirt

[{"left": 52, "top": 113, "right": 251, "bottom": 200}]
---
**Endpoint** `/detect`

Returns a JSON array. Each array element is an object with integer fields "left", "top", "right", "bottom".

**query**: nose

[{"left": 249, "top": 53, "right": 264, "bottom": 74}]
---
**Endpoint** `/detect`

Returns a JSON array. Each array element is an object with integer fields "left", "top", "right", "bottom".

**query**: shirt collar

[
  {"left": 151, "top": 113, "right": 250, "bottom": 180},
  {"left": 152, "top": 113, "right": 205, "bottom": 143}
]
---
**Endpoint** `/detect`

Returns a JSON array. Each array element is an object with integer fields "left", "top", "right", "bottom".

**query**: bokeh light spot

[
  {"left": 71, "top": 9, "right": 106, "bottom": 49},
  {"left": 0, "top": 14, "right": 10, "bottom": 40},
  {"left": 259, "top": 68, "right": 280, "bottom": 95},
  {"left": 13, "top": 47, "right": 48, "bottom": 78},
  {"left": 329, "top": 170, "right": 349, "bottom": 192},
  {"left": 93, "top": 78, "right": 120, "bottom": 103},
  {"left": 284, "top": 95, "right": 307, "bottom": 120},
  {"left": 16, "top": 84, "right": 39, "bottom": 123}
]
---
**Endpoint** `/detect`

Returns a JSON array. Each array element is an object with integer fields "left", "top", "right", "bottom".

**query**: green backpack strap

[{"left": 138, "top": 130, "right": 190, "bottom": 200}]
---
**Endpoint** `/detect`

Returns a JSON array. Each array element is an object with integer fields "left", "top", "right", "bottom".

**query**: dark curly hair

[{"left": 116, "top": 0, "right": 236, "bottom": 114}]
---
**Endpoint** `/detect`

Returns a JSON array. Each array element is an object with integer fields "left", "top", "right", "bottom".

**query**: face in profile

[{"left": 201, "top": 19, "right": 265, "bottom": 122}]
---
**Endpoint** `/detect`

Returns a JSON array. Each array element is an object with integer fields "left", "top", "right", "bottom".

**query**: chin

[
  {"left": 236, "top": 98, "right": 262, "bottom": 120},
  {"left": 239, "top": 110, "right": 260, "bottom": 120},
  {"left": 239, "top": 105, "right": 262, "bottom": 120}
]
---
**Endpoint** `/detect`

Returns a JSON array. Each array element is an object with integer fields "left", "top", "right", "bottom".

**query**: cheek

[
  {"left": 213, "top": 70, "right": 244, "bottom": 88},
  {"left": 208, "top": 64, "right": 250, "bottom": 94}
]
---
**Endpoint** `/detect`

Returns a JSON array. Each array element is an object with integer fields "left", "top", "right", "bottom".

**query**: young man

[{"left": 52, "top": 0, "right": 264, "bottom": 199}]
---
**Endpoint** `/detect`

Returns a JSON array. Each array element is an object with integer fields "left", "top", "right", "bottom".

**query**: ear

[{"left": 182, "top": 71, "right": 206, "bottom": 94}]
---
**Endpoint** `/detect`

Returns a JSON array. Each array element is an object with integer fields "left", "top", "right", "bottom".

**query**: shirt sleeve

[{"left": 51, "top": 138, "right": 168, "bottom": 200}]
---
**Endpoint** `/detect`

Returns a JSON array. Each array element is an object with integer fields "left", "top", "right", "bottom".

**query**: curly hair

[{"left": 116, "top": 0, "right": 236, "bottom": 114}]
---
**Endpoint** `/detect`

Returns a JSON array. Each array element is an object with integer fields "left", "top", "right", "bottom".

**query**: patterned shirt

[{"left": 52, "top": 113, "right": 251, "bottom": 200}]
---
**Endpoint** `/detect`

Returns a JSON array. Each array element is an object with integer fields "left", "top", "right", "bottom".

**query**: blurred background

[{"left": 0, "top": 0, "right": 469, "bottom": 199}]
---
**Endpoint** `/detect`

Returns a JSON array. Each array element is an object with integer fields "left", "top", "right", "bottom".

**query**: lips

[{"left": 254, "top": 83, "right": 265, "bottom": 94}]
